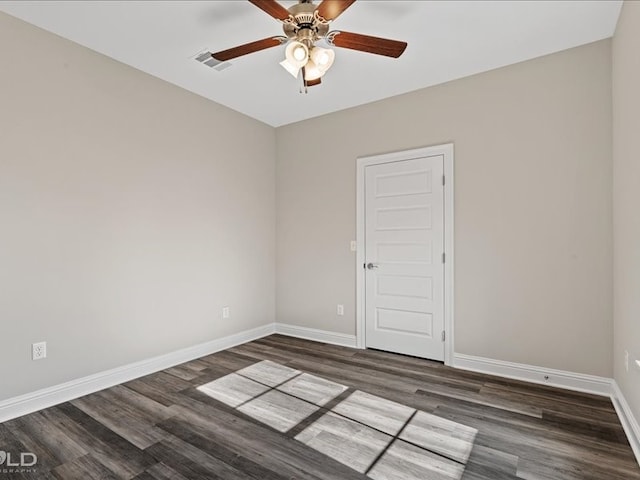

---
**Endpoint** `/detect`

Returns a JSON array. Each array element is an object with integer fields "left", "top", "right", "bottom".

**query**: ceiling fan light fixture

[
  {"left": 285, "top": 41, "right": 309, "bottom": 67},
  {"left": 280, "top": 58, "right": 300, "bottom": 78},
  {"left": 208, "top": 0, "right": 406, "bottom": 93},
  {"left": 303, "top": 59, "right": 324, "bottom": 81},
  {"left": 310, "top": 47, "right": 335, "bottom": 73}
]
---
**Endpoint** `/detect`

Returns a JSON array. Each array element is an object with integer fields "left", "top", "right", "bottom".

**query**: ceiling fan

[{"left": 209, "top": 0, "right": 408, "bottom": 92}]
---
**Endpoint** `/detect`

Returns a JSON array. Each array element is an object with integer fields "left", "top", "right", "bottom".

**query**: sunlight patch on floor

[{"left": 197, "top": 360, "right": 477, "bottom": 479}]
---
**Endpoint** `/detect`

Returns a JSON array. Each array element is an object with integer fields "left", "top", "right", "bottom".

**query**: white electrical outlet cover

[{"left": 32, "top": 342, "right": 47, "bottom": 360}]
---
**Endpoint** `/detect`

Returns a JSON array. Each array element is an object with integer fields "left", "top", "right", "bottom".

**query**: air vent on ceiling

[{"left": 195, "top": 51, "right": 232, "bottom": 71}]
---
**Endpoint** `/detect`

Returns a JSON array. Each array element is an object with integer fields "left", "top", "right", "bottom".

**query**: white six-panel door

[{"left": 364, "top": 154, "right": 445, "bottom": 360}]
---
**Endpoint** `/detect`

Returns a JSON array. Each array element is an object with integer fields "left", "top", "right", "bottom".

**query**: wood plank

[
  {"left": 42, "top": 403, "right": 152, "bottom": 478},
  {"left": 50, "top": 454, "right": 118, "bottom": 480},
  {"left": 145, "top": 434, "right": 250, "bottom": 480},
  {"left": 141, "top": 462, "right": 190, "bottom": 480},
  {"left": 8, "top": 412, "right": 87, "bottom": 469},
  {"left": 71, "top": 390, "right": 169, "bottom": 450}
]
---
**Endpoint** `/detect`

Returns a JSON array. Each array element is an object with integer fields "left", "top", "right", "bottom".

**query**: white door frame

[{"left": 356, "top": 143, "right": 455, "bottom": 366}]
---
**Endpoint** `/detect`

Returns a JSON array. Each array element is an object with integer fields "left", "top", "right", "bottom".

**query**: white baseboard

[
  {"left": 274, "top": 323, "right": 358, "bottom": 348},
  {"left": 611, "top": 380, "right": 640, "bottom": 465},
  {"left": 0, "top": 323, "right": 275, "bottom": 423},
  {"left": 453, "top": 353, "right": 612, "bottom": 397}
]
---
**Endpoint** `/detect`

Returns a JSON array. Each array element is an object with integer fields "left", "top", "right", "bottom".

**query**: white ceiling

[{"left": 0, "top": 1, "right": 622, "bottom": 127}]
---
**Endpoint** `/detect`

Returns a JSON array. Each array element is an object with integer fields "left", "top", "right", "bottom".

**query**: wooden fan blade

[
  {"left": 328, "top": 30, "right": 407, "bottom": 58},
  {"left": 316, "top": 0, "right": 356, "bottom": 21},
  {"left": 248, "top": 0, "right": 291, "bottom": 21},
  {"left": 211, "top": 36, "right": 286, "bottom": 61}
]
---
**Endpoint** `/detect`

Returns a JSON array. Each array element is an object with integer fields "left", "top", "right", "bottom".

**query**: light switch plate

[
  {"left": 350, "top": 241, "right": 357, "bottom": 252},
  {"left": 625, "top": 350, "right": 629, "bottom": 372}
]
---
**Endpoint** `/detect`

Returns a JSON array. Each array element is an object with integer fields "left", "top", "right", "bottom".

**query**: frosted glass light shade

[
  {"left": 280, "top": 59, "right": 300, "bottom": 78},
  {"left": 303, "top": 59, "right": 323, "bottom": 81},
  {"left": 310, "top": 47, "right": 335, "bottom": 73},
  {"left": 285, "top": 41, "right": 309, "bottom": 67}
]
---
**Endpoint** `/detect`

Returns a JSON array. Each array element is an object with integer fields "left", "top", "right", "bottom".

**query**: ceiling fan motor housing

[{"left": 283, "top": 1, "right": 330, "bottom": 45}]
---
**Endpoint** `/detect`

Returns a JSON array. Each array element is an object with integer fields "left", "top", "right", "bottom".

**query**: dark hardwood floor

[{"left": 1, "top": 334, "right": 638, "bottom": 479}]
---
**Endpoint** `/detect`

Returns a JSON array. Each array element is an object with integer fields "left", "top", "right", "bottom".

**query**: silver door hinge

[
  {"left": 442, "top": 252, "right": 445, "bottom": 263},
  {"left": 441, "top": 330, "right": 446, "bottom": 342},
  {"left": 442, "top": 175, "right": 445, "bottom": 186}
]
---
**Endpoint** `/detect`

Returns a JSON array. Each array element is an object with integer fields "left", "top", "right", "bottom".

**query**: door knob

[{"left": 366, "top": 262, "right": 379, "bottom": 270}]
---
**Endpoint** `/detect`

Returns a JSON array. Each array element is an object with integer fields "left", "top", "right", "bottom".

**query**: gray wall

[
  {"left": 276, "top": 40, "right": 613, "bottom": 377},
  {"left": 613, "top": 1, "right": 640, "bottom": 425},
  {"left": 0, "top": 13, "right": 276, "bottom": 401}
]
